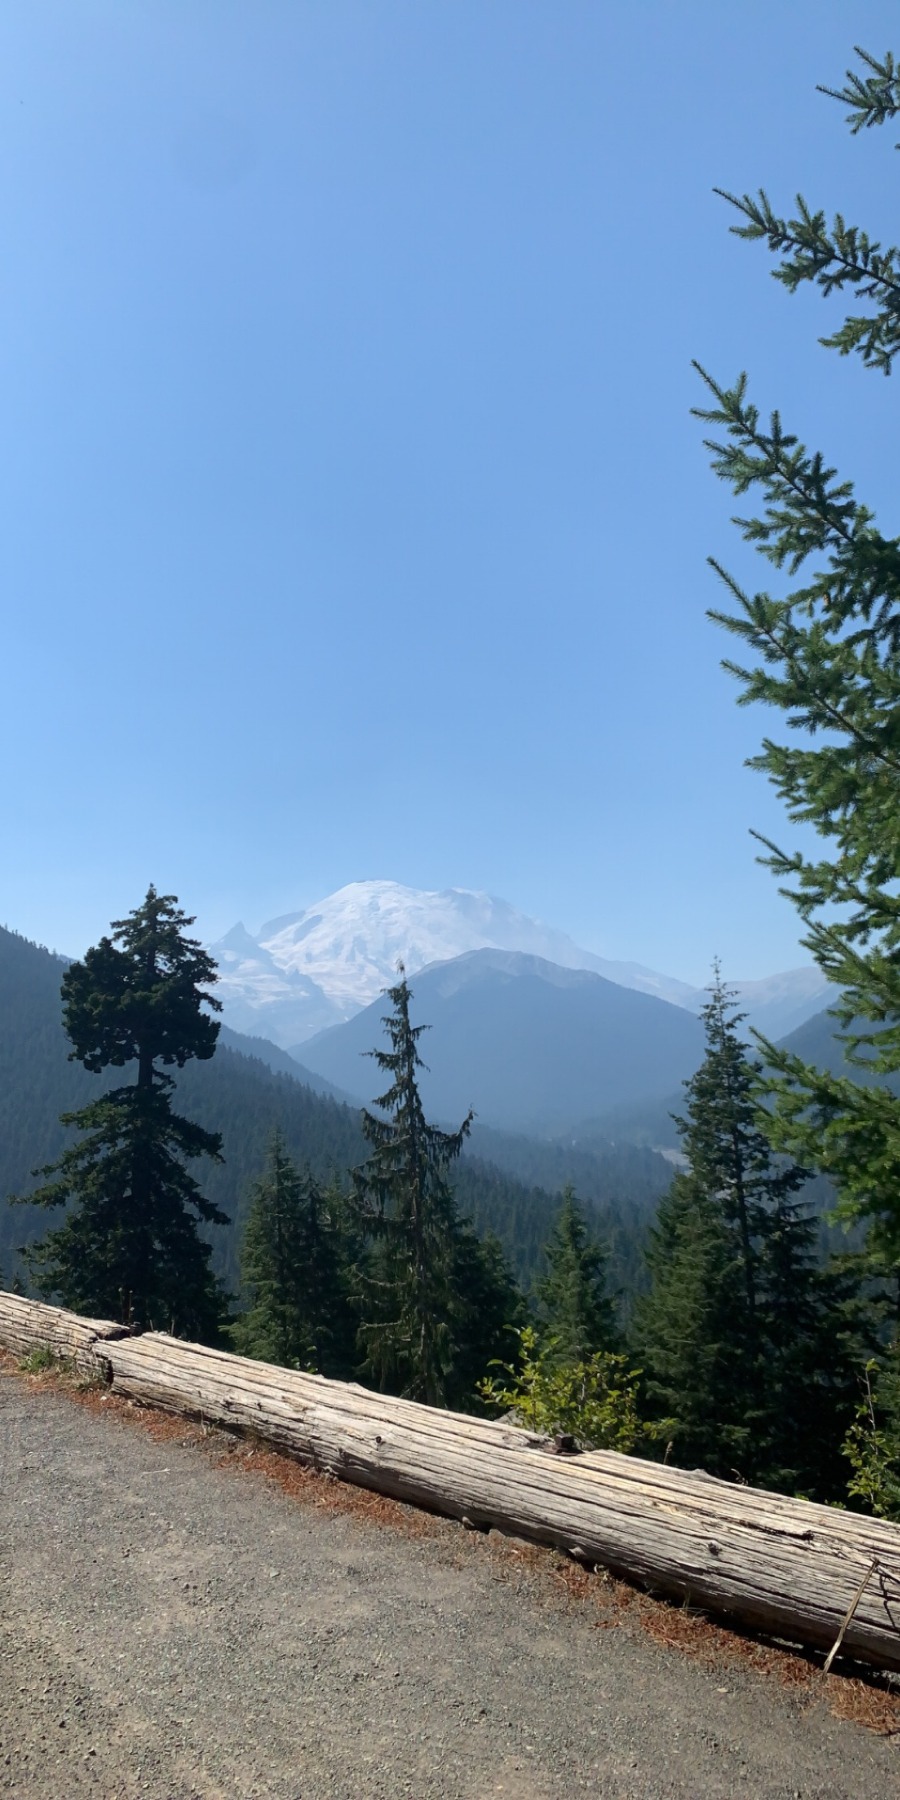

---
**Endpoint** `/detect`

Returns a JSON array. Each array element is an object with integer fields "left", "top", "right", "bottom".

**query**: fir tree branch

[
  {"left": 818, "top": 47, "right": 900, "bottom": 137},
  {"left": 712, "top": 191, "right": 900, "bottom": 373},
  {"left": 705, "top": 567, "right": 900, "bottom": 779}
]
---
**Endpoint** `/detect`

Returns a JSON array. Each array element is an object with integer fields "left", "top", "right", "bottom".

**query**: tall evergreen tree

[
  {"left": 353, "top": 967, "right": 519, "bottom": 1408},
  {"left": 18, "top": 888, "right": 227, "bottom": 1338},
  {"left": 693, "top": 46, "right": 900, "bottom": 1260},
  {"left": 234, "top": 1130, "right": 357, "bottom": 1377},
  {"left": 637, "top": 971, "right": 861, "bottom": 1495},
  {"left": 674, "top": 969, "right": 812, "bottom": 1349},
  {"left": 535, "top": 1186, "right": 618, "bottom": 1362}
]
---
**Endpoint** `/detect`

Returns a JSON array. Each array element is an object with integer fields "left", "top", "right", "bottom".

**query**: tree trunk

[{"left": 2, "top": 1292, "right": 899, "bottom": 1672}]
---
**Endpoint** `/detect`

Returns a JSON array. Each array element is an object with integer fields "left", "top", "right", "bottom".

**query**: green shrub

[
  {"left": 18, "top": 1344, "right": 68, "bottom": 1374},
  {"left": 478, "top": 1325, "right": 644, "bottom": 1454},
  {"left": 842, "top": 1355, "right": 900, "bottom": 1521}
]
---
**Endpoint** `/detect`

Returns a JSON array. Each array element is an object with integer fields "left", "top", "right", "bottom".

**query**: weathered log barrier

[
  {"left": 3, "top": 1290, "right": 900, "bottom": 1671},
  {"left": 0, "top": 1293, "right": 129, "bottom": 1371}
]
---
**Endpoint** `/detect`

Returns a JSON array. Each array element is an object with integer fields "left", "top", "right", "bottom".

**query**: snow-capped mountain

[
  {"left": 209, "top": 921, "right": 345, "bottom": 1045},
  {"left": 210, "top": 880, "right": 696, "bottom": 1045},
  {"left": 208, "top": 879, "right": 829, "bottom": 1049}
]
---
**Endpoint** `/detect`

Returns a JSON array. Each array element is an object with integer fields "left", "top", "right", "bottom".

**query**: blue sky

[{"left": 1, "top": 2, "right": 896, "bottom": 981}]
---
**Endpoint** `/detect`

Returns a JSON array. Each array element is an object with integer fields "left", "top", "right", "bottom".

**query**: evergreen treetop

[
  {"left": 353, "top": 966, "right": 474, "bottom": 1406},
  {"left": 356, "top": 966, "right": 473, "bottom": 1223},
  {"left": 62, "top": 886, "right": 221, "bottom": 1079},
  {"left": 534, "top": 1185, "right": 617, "bottom": 1362},
  {"left": 672, "top": 967, "right": 811, "bottom": 1331}
]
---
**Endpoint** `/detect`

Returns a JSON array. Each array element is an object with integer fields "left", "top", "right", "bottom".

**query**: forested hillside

[{"left": 0, "top": 925, "right": 664, "bottom": 1297}]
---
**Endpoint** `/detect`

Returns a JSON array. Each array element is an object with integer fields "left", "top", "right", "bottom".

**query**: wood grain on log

[
  {"left": 0, "top": 1293, "right": 127, "bottom": 1374},
  {"left": 2, "top": 1292, "right": 899, "bottom": 1671}
]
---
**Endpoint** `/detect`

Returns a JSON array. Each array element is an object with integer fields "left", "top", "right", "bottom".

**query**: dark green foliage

[
  {"left": 466, "top": 1119, "right": 673, "bottom": 1332},
  {"left": 713, "top": 189, "right": 900, "bottom": 374},
  {"left": 25, "top": 1083, "right": 227, "bottom": 1339},
  {"left": 233, "top": 1131, "right": 357, "bottom": 1377},
  {"left": 353, "top": 971, "right": 473, "bottom": 1405},
  {"left": 694, "top": 44, "right": 900, "bottom": 1260},
  {"left": 61, "top": 897, "right": 220, "bottom": 1078},
  {"left": 672, "top": 972, "right": 812, "bottom": 1333},
  {"left": 17, "top": 890, "right": 227, "bottom": 1339},
  {"left": 353, "top": 969, "right": 520, "bottom": 1408},
  {"left": 637, "top": 1173, "right": 747, "bottom": 1474},
  {"left": 440, "top": 1222, "right": 525, "bottom": 1415},
  {"left": 636, "top": 974, "right": 862, "bottom": 1497},
  {"left": 714, "top": 48, "right": 900, "bottom": 374},
  {"left": 170, "top": 1055, "right": 366, "bottom": 1294},
  {"left": 535, "top": 1186, "right": 618, "bottom": 1362},
  {"left": 0, "top": 927, "right": 102, "bottom": 1277}
]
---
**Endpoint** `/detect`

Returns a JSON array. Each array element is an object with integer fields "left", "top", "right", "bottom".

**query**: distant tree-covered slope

[
  {"left": 468, "top": 1121, "right": 671, "bottom": 1205},
  {"left": 463, "top": 1122, "right": 669, "bottom": 1303},
  {"left": 217, "top": 1024, "right": 356, "bottom": 1102},
  {"left": 0, "top": 924, "right": 664, "bottom": 1297}
]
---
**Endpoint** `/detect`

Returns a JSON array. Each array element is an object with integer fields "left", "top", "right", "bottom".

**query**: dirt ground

[{"left": 1, "top": 1360, "right": 898, "bottom": 1799}]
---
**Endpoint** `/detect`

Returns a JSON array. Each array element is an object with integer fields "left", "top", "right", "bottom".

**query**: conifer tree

[
  {"left": 637, "top": 971, "right": 860, "bottom": 1495},
  {"left": 535, "top": 1186, "right": 617, "bottom": 1362},
  {"left": 693, "top": 46, "right": 900, "bottom": 1258},
  {"left": 635, "top": 1173, "right": 746, "bottom": 1474},
  {"left": 353, "top": 967, "right": 519, "bottom": 1408},
  {"left": 234, "top": 1130, "right": 357, "bottom": 1376},
  {"left": 18, "top": 888, "right": 227, "bottom": 1338},
  {"left": 674, "top": 969, "right": 811, "bottom": 1352}
]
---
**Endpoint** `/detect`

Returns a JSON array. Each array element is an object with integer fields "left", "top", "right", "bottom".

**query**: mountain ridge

[
  {"left": 209, "top": 879, "right": 829, "bottom": 1048},
  {"left": 297, "top": 947, "right": 708, "bottom": 1136}
]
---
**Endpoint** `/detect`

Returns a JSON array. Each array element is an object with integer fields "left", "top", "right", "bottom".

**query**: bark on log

[
  {"left": 0, "top": 1292, "right": 127, "bottom": 1373},
  {"left": 2, "top": 1292, "right": 900, "bottom": 1671}
]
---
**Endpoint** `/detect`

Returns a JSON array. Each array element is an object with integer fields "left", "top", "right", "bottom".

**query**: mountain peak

[{"left": 208, "top": 880, "right": 830, "bottom": 1049}]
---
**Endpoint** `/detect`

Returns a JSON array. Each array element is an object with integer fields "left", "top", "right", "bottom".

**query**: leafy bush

[
  {"left": 478, "top": 1325, "right": 643, "bottom": 1453},
  {"left": 842, "top": 1355, "right": 900, "bottom": 1521}
]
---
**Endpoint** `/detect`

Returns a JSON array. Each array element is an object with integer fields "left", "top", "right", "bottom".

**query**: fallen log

[
  {"left": 0, "top": 1292, "right": 128, "bottom": 1373},
  {"left": 2, "top": 1292, "right": 899, "bottom": 1671}
]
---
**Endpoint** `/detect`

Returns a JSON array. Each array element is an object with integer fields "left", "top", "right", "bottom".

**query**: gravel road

[{"left": 1, "top": 1368, "right": 897, "bottom": 1799}]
